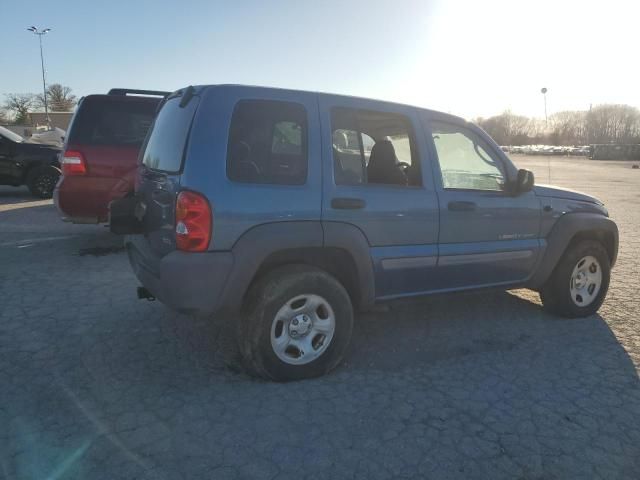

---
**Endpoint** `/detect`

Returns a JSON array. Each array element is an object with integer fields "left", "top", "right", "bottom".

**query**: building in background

[
  {"left": 30, "top": 111, "right": 73, "bottom": 130},
  {"left": 591, "top": 144, "right": 640, "bottom": 160},
  {"left": 1, "top": 111, "right": 73, "bottom": 138}
]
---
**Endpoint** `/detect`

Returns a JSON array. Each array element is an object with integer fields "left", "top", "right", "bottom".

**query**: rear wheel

[
  {"left": 540, "top": 240, "right": 610, "bottom": 317},
  {"left": 27, "top": 166, "right": 60, "bottom": 199},
  {"left": 240, "top": 265, "right": 353, "bottom": 381}
]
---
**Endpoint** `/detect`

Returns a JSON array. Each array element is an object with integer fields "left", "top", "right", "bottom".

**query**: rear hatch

[
  {"left": 65, "top": 95, "right": 161, "bottom": 179},
  {"left": 58, "top": 94, "right": 163, "bottom": 219},
  {"left": 124, "top": 88, "right": 201, "bottom": 261}
]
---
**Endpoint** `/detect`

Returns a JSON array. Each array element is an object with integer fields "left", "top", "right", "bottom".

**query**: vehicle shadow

[
  {"left": 0, "top": 201, "right": 102, "bottom": 237},
  {"left": 4, "top": 244, "right": 639, "bottom": 479},
  {"left": 346, "top": 289, "right": 592, "bottom": 371},
  {"left": 93, "top": 289, "right": 640, "bottom": 474}
]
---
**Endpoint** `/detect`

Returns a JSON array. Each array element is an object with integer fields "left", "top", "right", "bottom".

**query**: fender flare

[
  {"left": 527, "top": 213, "right": 618, "bottom": 289},
  {"left": 218, "top": 222, "right": 323, "bottom": 312},
  {"left": 217, "top": 221, "right": 375, "bottom": 313},
  {"left": 322, "top": 221, "right": 375, "bottom": 311}
]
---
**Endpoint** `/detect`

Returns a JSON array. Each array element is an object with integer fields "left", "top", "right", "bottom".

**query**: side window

[
  {"left": 431, "top": 122, "right": 505, "bottom": 191},
  {"left": 331, "top": 108, "right": 421, "bottom": 187},
  {"left": 227, "top": 100, "right": 308, "bottom": 185},
  {"left": 331, "top": 129, "right": 373, "bottom": 185}
]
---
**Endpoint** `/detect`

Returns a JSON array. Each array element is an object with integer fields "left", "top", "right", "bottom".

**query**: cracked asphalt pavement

[{"left": 1, "top": 157, "right": 639, "bottom": 479}]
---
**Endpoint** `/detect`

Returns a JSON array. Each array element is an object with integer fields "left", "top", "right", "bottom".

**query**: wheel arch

[
  {"left": 528, "top": 213, "right": 618, "bottom": 289},
  {"left": 567, "top": 229, "right": 617, "bottom": 266},
  {"left": 251, "top": 247, "right": 363, "bottom": 308},
  {"left": 22, "top": 159, "right": 61, "bottom": 183},
  {"left": 217, "top": 221, "right": 375, "bottom": 314}
]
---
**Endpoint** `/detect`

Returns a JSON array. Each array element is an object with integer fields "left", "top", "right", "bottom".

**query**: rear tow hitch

[{"left": 137, "top": 287, "right": 156, "bottom": 301}]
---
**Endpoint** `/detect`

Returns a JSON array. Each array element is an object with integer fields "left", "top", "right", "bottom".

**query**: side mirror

[{"left": 515, "top": 169, "right": 534, "bottom": 194}]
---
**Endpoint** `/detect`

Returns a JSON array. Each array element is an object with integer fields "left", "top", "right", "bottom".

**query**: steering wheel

[{"left": 397, "top": 161, "right": 411, "bottom": 172}]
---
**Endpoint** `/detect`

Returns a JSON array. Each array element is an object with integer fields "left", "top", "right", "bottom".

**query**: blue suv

[{"left": 111, "top": 85, "right": 618, "bottom": 381}]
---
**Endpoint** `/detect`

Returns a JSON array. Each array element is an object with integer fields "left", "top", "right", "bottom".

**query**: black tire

[
  {"left": 239, "top": 265, "right": 354, "bottom": 382},
  {"left": 27, "top": 166, "right": 60, "bottom": 199},
  {"left": 539, "top": 239, "right": 611, "bottom": 318}
]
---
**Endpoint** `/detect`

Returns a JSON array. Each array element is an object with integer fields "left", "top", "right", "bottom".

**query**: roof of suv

[
  {"left": 107, "top": 88, "right": 170, "bottom": 97},
  {"left": 187, "top": 84, "right": 466, "bottom": 124},
  {"left": 76, "top": 88, "right": 170, "bottom": 107}
]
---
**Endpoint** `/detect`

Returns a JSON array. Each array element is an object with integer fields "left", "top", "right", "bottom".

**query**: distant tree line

[
  {"left": 475, "top": 104, "right": 640, "bottom": 146},
  {"left": 1, "top": 84, "right": 77, "bottom": 124}
]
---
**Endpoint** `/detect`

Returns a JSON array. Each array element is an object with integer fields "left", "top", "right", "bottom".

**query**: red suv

[{"left": 54, "top": 89, "right": 168, "bottom": 223}]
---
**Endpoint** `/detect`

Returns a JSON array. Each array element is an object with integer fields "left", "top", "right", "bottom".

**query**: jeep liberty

[{"left": 111, "top": 85, "right": 618, "bottom": 381}]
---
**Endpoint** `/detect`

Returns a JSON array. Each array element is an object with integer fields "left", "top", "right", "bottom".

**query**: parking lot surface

[{"left": 1, "top": 157, "right": 639, "bottom": 479}]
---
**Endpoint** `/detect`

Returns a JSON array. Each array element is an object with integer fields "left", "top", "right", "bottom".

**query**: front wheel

[
  {"left": 540, "top": 240, "right": 611, "bottom": 317},
  {"left": 240, "top": 265, "right": 354, "bottom": 381}
]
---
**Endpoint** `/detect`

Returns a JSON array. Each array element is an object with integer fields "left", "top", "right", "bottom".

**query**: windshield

[{"left": 0, "top": 126, "right": 23, "bottom": 143}]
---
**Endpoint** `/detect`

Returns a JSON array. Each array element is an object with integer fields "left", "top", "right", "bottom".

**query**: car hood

[{"left": 534, "top": 184, "right": 602, "bottom": 205}]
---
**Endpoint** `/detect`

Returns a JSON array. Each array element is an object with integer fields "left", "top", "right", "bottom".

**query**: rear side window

[
  {"left": 227, "top": 100, "right": 307, "bottom": 185},
  {"left": 142, "top": 96, "right": 200, "bottom": 173},
  {"left": 67, "top": 97, "right": 158, "bottom": 146}
]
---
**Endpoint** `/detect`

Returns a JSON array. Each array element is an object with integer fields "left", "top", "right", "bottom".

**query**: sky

[{"left": 2, "top": 0, "right": 638, "bottom": 119}]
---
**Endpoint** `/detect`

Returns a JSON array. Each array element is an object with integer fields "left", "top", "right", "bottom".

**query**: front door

[
  {"left": 425, "top": 118, "right": 542, "bottom": 290},
  {"left": 319, "top": 96, "right": 440, "bottom": 299}
]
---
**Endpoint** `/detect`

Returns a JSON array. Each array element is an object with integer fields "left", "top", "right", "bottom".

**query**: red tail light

[
  {"left": 62, "top": 150, "right": 87, "bottom": 176},
  {"left": 175, "top": 191, "right": 212, "bottom": 252}
]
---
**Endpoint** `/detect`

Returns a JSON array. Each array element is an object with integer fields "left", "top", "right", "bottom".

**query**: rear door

[{"left": 319, "top": 95, "right": 440, "bottom": 299}]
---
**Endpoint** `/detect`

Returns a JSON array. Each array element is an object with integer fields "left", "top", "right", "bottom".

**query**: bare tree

[
  {"left": 476, "top": 111, "right": 532, "bottom": 145},
  {"left": 476, "top": 104, "right": 640, "bottom": 146},
  {"left": 36, "top": 84, "right": 77, "bottom": 112},
  {"left": 0, "top": 108, "right": 7, "bottom": 124},
  {"left": 586, "top": 105, "right": 640, "bottom": 144},
  {"left": 3, "top": 93, "right": 36, "bottom": 125},
  {"left": 549, "top": 111, "right": 587, "bottom": 145}
]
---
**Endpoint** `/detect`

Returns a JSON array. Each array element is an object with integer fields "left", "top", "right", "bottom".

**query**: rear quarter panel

[{"left": 181, "top": 86, "right": 323, "bottom": 250}]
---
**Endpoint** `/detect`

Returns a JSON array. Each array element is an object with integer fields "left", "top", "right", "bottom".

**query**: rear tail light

[
  {"left": 61, "top": 150, "right": 87, "bottom": 176},
  {"left": 175, "top": 191, "right": 212, "bottom": 252}
]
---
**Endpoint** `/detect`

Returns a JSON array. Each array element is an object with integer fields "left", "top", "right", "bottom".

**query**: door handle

[
  {"left": 448, "top": 201, "right": 477, "bottom": 211},
  {"left": 331, "top": 197, "right": 366, "bottom": 210}
]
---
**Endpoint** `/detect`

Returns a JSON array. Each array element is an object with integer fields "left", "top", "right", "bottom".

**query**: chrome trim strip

[
  {"left": 381, "top": 256, "right": 438, "bottom": 270},
  {"left": 439, "top": 250, "right": 533, "bottom": 266}
]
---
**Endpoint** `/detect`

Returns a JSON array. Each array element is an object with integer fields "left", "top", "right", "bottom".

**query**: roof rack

[{"left": 107, "top": 88, "right": 170, "bottom": 97}]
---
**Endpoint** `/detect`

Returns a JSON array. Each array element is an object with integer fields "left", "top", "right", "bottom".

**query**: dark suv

[
  {"left": 112, "top": 85, "right": 618, "bottom": 382},
  {"left": 0, "top": 126, "right": 61, "bottom": 198},
  {"left": 54, "top": 89, "right": 167, "bottom": 223}
]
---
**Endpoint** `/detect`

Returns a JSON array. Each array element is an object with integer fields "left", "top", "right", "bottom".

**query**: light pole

[
  {"left": 27, "top": 26, "right": 52, "bottom": 124},
  {"left": 540, "top": 87, "right": 548, "bottom": 126},
  {"left": 540, "top": 87, "right": 552, "bottom": 181}
]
